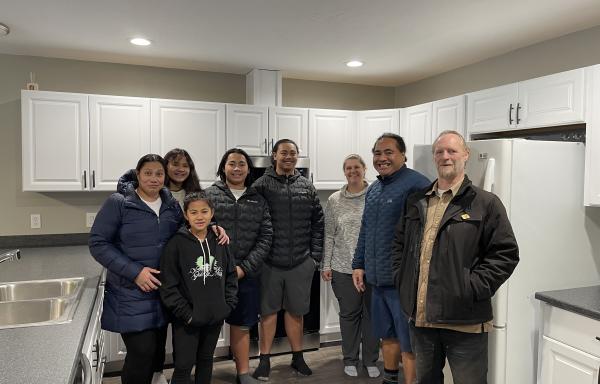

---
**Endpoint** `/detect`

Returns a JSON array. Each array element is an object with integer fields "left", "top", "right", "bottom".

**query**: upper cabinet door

[
  {"left": 518, "top": 68, "right": 585, "bottom": 129},
  {"left": 89, "top": 95, "right": 151, "bottom": 191},
  {"left": 402, "top": 103, "right": 433, "bottom": 168},
  {"left": 21, "top": 90, "right": 90, "bottom": 191},
  {"left": 432, "top": 95, "right": 466, "bottom": 139},
  {"left": 309, "top": 109, "right": 356, "bottom": 189},
  {"left": 466, "top": 83, "right": 518, "bottom": 136},
  {"left": 357, "top": 109, "right": 400, "bottom": 182},
  {"left": 226, "top": 104, "right": 269, "bottom": 156},
  {"left": 151, "top": 99, "right": 226, "bottom": 188},
  {"left": 268, "top": 107, "right": 309, "bottom": 156}
]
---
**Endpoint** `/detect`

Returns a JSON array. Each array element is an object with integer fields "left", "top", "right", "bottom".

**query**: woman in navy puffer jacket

[{"left": 89, "top": 154, "right": 182, "bottom": 384}]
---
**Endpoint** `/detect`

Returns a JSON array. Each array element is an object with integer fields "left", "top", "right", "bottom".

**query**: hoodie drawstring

[{"left": 199, "top": 238, "right": 214, "bottom": 285}]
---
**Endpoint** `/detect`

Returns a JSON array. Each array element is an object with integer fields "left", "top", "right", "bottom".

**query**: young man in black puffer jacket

[{"left": 252, "top": 139, "right": 324, "bottom": 380}]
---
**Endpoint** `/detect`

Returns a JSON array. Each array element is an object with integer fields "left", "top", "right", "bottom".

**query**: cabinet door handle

[
  {"left": 508, "top": 104, "right": 514, "bottom": 125},
  {"left": 83, "top": 170, "right": 87, "bottom": 189},
  {"left": 92, "top": 171, "right": 96, "bottom": 189},
  {"left": 270, "top": 138, "right": 274, "bottom": 152},
  {"left": 310, "top": 172, "right": 314, "bottom": 183},
  {"left": 264, "top": 138, "right": 267, "bottom": 154},
  {"left": 516, "top": 103, "right": 521, "bottom": 124}
]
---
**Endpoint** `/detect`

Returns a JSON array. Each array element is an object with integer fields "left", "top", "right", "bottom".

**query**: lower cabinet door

[{"left": 540, "top": 335, "right": 600, "bottom": 384}]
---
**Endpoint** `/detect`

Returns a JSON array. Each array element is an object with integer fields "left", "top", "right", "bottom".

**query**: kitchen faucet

[{"left": 0, "top": 249, "right": 21, "bottom": 264}]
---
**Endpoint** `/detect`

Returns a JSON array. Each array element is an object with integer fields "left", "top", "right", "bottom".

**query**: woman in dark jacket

[
  {"left": 89, "top": 154, "right": 182, "bottom": 384},
  {"left": 205, "top": 148, "right": 272, "bottom": 384},
  {"left": 251, "top": 139, "right": 324, "bottom": 380}
]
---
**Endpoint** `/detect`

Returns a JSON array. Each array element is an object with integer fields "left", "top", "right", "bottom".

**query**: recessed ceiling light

[
  {"left": 346, "top": 60, "right": 363, "bottom": 68},
  {"left": 130, "top": 37, "right": 151, "bottom": 46},
  {"left": 0, "top": 23, "right": 9, "bottom": 37}
]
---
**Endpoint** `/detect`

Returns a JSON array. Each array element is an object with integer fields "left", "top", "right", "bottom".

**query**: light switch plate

[
  {"left": 30, "top": 214, "right": 41, "bottom": 229},
  {"left": 86, "top": 213, "right": 96, "bottom": 228}
]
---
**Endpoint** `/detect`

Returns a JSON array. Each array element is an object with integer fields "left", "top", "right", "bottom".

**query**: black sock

[
  {"left": 383, "top": 368, "right": 399, "bottom": 383},
  {"left": 252, "top": 355, "right": 271, "bottom": 379},
  {"left": 292, "top": 351, "right": 303, "bottom": 361},
  {"left": 291, "top": 351, "right": 312, "bottom": 376}
]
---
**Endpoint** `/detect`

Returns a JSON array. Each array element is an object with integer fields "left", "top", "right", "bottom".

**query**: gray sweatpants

[{"left": 331, "top": 270, "right": 380, "bottom": 367}]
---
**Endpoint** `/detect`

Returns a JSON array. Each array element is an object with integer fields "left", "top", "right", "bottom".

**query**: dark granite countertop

[
  {"left": 535, "top": 285, "right": 600, "bottom": 321},
  {"left": 0, "top": 246, "right": 103, "bottom": 384}
]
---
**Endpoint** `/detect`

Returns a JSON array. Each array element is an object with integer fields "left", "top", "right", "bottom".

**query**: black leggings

[
  {"left": 120, "top": 326, "right": 168, "bottom": 384},
  {"left": 171, "top": 322, "right": 223, "bottom": 384}
]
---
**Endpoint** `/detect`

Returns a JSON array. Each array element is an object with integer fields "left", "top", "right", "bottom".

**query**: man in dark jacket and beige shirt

[{"left": 392, "top": 130, "right": 519, "bottom": 384}]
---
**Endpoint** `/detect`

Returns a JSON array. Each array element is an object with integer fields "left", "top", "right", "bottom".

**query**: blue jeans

[{"left": 409, "top": 322, "right": 488, "bottom": 384}]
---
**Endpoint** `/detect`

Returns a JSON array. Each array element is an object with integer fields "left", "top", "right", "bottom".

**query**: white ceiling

[{"left": 2, "top": 0, "right": 600, "bottom": 86}]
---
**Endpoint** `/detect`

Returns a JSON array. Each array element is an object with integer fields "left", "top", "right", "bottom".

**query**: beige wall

[
  {"left": 395, "top": 24, "right": 600, "bottom": 107},
  {"left": 283, "top": 78, "right": 395, "bottom": 110},
  {"left": 0, "top": 54, "right": 394, "bottom": 235}
]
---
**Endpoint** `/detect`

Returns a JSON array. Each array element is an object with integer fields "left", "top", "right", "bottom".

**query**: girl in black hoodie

[{"left": 160, "top": 192, "right": 238, "bottom": 384}]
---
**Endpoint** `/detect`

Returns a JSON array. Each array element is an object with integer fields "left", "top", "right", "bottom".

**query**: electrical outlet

[
  {"left": 30, "top": 214, "right": 41, "bottom": 229},
  {"left": 86, "top": 213, "right": 97, "bottom": 228}
]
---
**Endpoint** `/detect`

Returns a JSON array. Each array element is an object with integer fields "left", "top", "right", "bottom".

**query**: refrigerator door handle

[{"left": 483, "top": 158, "right": 496, "bottom": 192}]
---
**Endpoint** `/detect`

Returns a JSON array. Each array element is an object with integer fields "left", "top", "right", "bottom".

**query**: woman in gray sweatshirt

[{"left": 321, "top": 154, "right": 380, "bottom": 378}]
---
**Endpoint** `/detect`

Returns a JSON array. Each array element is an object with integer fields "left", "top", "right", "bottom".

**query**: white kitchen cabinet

[
  {"left": 540, "top": 336, "right": 600, "bottom": 384},
  {"left": 309, "top": 109, "right": 356, "bottom": 189},
  {"left": 226, "top": 104, "right": 269, "bottom": 156},
  {"left": 217, "top": 323, "right": 230, "bottom": 351},
  {"left": 538, "top": 303, "right": 600, "bottom": 384},
  {"left": 21, "top": 90, "right": 89, "bottom": 191},
  {"left": 22, "top": 90, "right": 151, "bottom": 191},
  {"left": 357, "top": 109, "right": 401, "bottom": 182},
  {"left": 432, "top": 95, "right": 466, "bottom": 139},
  {"left": 319, "top": 279, "right": 341, "bottom": 340},
  {"left": 466, "top": 84, "right": 518, "bottom": 135},
  {"left": 268, "top": 107, "right": 309, "bottom": 156},
  {"left": 105, "top": 323, "right": 229, "bottom": 370},
  {"left": 467, "top": 69, "right": 585, "bottom": 136},
  {"left": 105, "top": 331, "right": 127, "bottom": 368},
  {"left": 402, "top": 102, "right": 433, "bottom": 168},
  {"left": 226, "top": 105, "right": 309, "bottom": 158},
  {"left": 518, "top": 69, "right": 585, "bottom": 129},
  {"left": 89, "top": 95, "right": 151, "bottom": 191},
  {"left": 583, "top": 65, "right": 600, "bottom": 206},
  {"left": 151, "top": 99, "right": 226, "bottom": 188}
]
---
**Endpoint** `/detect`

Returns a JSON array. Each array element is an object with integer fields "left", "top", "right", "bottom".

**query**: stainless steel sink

[
  {"left": 0, "top": 298, "right": 73, "bottom": 328},
  {"left": 0, "top": 277, "right": 85, "bottom": 329},
  {"left": 0, "top": 277, "right": 84, "bottom": 301}
]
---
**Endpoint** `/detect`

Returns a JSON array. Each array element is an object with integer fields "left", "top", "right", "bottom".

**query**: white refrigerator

[{"left": 412, "top": 139, "right": 600, "bottom": 384}]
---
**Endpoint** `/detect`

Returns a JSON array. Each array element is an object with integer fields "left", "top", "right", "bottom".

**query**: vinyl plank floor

[{"left": 102, "top": 344, "right": 393, "bottom": 383}]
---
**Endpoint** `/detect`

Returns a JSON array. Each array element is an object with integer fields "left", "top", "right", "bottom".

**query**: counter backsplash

[{"left": 0, "top": 233, "right": 89, "bottom": 248}]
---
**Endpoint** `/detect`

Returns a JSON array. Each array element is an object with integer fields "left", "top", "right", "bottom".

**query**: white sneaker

[
  {"left": 366, "top": 365, "right": 380, "bottom": 378},
  {"left": 344, "top": 366, "right": 358, "bottom": 377},
  {"left": 151, "top": 372, "right": 168, "bottom": 384}
]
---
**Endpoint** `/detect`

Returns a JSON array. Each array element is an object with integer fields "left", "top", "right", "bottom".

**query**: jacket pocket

[{"left": 438, "top": 267, "right": 475, "bottom": 321}]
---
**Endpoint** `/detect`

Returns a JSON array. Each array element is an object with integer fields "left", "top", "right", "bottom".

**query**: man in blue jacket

[{"left": 352, "top": 133, "right": 430, "bottom": 384}]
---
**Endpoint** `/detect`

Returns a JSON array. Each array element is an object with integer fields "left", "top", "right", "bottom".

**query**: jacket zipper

[
  {"left": 287, "top": 177, "right": 293, "bottom": 268},
  {"left": 233, "top": 198, "right": 239, "bottom": 261},
  {"left": 372, "top": 184, "right": 382, "bottom": 285}
]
